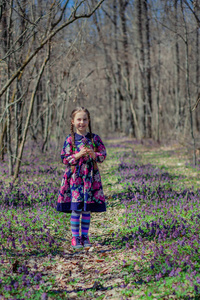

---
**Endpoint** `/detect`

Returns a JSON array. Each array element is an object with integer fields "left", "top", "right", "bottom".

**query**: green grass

[{"left": 0, "top": 140, "right": 200, "bottom": 299}]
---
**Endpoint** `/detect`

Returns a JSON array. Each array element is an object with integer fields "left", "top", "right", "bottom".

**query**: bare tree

[
  {"left": 0, "top": 0, "right": 105, "bottom": 181},
  {"left": 180, "top": 0, "right": 196, "bottom": 164},
  {"left": 1, "top": 0, "right": 200, "bottom": 174}
]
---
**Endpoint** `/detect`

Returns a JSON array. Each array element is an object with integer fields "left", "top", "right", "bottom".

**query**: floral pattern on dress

[{"left": 57, "top": 133, "right": 106, "bottom": 213}]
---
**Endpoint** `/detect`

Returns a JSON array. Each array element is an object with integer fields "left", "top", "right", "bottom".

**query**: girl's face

[{"left": 72, "top": 111, "right": 89, "bottom": 135}]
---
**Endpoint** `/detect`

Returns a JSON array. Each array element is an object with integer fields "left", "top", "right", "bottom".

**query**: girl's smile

[{"left": 72, "top": 111, "right": 89, "bottom": 135}]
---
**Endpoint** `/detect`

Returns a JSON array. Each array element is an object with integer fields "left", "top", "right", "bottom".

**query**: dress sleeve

[
  {"left": 61, "top": 135, "right": 77, "bottom": 166},
  {"left": 93, "top": 134, "right": 106, "bottom": 163}
]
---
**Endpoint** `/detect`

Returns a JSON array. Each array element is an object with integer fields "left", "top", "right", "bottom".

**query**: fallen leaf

[
  {"left": 56, "top": 264, "right": 63, "bottom": 271},
  {"left": 65, "top": 270, "right": 72, "bottom": 276},
  {"left": 95, "top": 259, "right": 104, "bottom": 263},
  {"left": 100, "top": 268, "right": 109, "bottom": 274},
  {"left": 84, "top": 264, "right": 93, "bottom": 270},
  {"left": 134, "top": 264, "right": 140, "bottom": 271},
  {"left": 67, "top": 285, "right": 74, "bottom": 291},
  {"left": 123, "top": 263, "right": 130, "bottom": 268},
  {"left": 56, "top": 274, "right": 65, "bottom": 281},
  {"left": 84, "top": 283, "right": 94, "bottom": 289},
  {"left": 88, "top": 247, "right": 94, "bottom": 252},
  {"left": 60, "top": 280, "right": 67, "bottom": 287},
  {"left": 68, "top": 291, "right": 77, "bottom": 298},
  {"left": 71, "top": 261, "right": 79, "bottom": 265},
  {"left": 100, "top": 252, "right": 107, "bottom": 257}
]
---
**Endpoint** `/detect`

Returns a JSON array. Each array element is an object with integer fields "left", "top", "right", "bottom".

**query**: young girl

[{"left": 57, "top": 107, "right": 106, "bottom": 249}]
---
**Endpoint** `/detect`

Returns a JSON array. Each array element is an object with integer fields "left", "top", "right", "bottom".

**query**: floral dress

[{"left": 57, "top": 132, "right": 106, "bottom": 213}]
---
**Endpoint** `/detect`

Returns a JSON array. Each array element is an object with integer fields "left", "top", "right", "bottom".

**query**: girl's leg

[
  {"left": 81, "top": 211, "right": 92, "bottom": 247},
  {"left": 71, "top": 210, "right": 82, "bottom": 248},
  {"left": 71, "top": 210, "right": 81, "bottom": 236},
  {"left": 81, "top": 211, "right": 91, "bottom": 236}
]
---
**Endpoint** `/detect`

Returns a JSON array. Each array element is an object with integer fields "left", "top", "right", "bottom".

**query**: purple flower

[
  {"left": 146, "top": 276, "right": 151, "bottom": 282},
  {"left": 34, "top": 273, "right": 42, "bottom": 282},
  {"left": 169, "top": 269, "right": 175, "bottom": 277},
  {"left": 196, "top": 277, "right": 200, "bottom": 284},
  {"left": 82, "top": 137, "right": 89, "bottom": 146},
  {"left": 41, "top": 293, "right": 48, "bottom": 300},
  {"left": 14, "top": 282, "right": 19, "bottom": 289},
  {"left": 155, "top": 273, "right": 162, "bottom": 281},
  {"left": 150, "top": 264, "right": 155, "bottom": 270},
  {"left": 4, "top": 285, "right": 12, "bottom": 291}
]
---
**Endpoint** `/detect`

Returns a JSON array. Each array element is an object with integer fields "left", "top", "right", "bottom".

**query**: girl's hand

[
  {"left": 86, "top": 148, "right": 96, "bottom": 160},
  {"left": 74, "top": 147, "right": 88, "bottom": 159}
]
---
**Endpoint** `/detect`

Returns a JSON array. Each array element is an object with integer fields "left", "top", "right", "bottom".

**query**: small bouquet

[{"left": 82, "top": 137, "right": 90, "bottom": 158}]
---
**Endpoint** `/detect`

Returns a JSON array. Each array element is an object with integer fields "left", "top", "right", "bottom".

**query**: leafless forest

[{"left": 0, "top": 0, "right": 200, "bottom": 178}]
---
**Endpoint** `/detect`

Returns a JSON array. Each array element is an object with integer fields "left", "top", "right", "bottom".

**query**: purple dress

[{"left": 57, "top": 133, "right": 106, "bottom": 213}]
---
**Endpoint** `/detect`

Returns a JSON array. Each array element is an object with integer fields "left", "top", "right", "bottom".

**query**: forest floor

[{"left": 0, "top": 137, "right": 200, "bottom": 299}]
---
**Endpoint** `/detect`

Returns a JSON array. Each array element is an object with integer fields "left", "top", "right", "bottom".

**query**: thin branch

[
  {"left": 183, "top": 0, "right": 200, "bottom": 26},
  {"left": 1, "top": 24, "right": 38, "bottom": 62},
  {"left": 192, "top": 93, "right": 200, "bottom": 111},
  {"left": 101, "top": 7, "right": 115, "bottom": 25},
  {"left": 51, "top": 0, "right": 70, "bottom": 28},
  {"left": 0, "top": 0, "right": 105, "bottom": 98},
  {"left": 9, "top": 0, "right": 43, "bottom": 26},
  {"left": 67, "top": 69, "right": 95, "bottom": 94},
  {"left": 151, "top": 10, "right": 186, "bottom": 43},
  {"left": 0, "top": 89, "right": 28, "bottom": 125}
]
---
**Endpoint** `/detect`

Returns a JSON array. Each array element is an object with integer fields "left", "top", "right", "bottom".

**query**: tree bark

[
  {"left": 0, "top": 121, "right": 7, "bottom": 161},
  {"left": 181, "top": 0, "right": 196, "bottom": 165},
  {"left": 174, "top": 0, "right": 181, "bottom": 131},
  {"left": 143, "top": 0, "right": 152, "bottom": 137},
  {"left": 13, "top": 47, "right": 50, "bottom": 181},
  {"left": 93, "top": 8, "right": 113, "bottom": 130},
  {"left": 195, "top": 4, "right": 200, "bottom": 132},
  {"left": 136, "top": 0, "right": 145, "bottom": 138},
  {"left": 42, "top": 60, "right": 51, "bottom": 152},
  {"left": 119, "top": 0, "right": 134, "bottom": 135},
  {"left": 113, "top": 0, "right": 121, "bottom": 130}
]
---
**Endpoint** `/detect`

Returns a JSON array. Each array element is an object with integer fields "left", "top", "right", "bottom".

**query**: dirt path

[{"left": 1, "top": 139, "right": 199, "bottom": 299}]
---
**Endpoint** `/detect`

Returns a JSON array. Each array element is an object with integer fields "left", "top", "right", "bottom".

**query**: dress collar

[{"left": 74, "top": 132, "right": 91, "bottom": 141}]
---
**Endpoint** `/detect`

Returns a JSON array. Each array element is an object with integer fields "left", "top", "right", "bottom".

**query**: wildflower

[
  {"left": 41, "top": 293, "right": 48, "bottom": 300},
  {"left": 169, "top": 269, "right": 175, "bottom": 277}
]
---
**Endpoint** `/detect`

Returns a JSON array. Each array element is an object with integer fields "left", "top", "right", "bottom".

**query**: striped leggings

[{"left": 70, "top": 210, "right": 91, "bottom": 237}]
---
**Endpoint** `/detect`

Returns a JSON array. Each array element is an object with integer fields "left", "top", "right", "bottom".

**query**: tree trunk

[
  {"left": 42, "top": 62, "right": 51, "bottom": 152},
  {"left": 113, "top": 0, "right": 122, "bottom": 130},
  {"left": 174, "top": 0, "right": 181, "bottom": 131},
  {"left": 6, "top": 87, "right": 13, "bottom": 175},
  {"left": 155, "top": 34, "right": 161, "bottom": 142},
  {"left": 94, "top": 8, "right": 113, "bottom": 131},
  {"left": 181, "top": 0, "right": 196, "bottom": 165},
  {"left": 195, "top": 5, "right": 200, "bottom": 132},
  {"left": 13, "top": 48, "right": 50, "bottom": 182},
  {"left": 0, "top": 121, "right": 7, "bottom": 161},
  {"left": 136, "top": 0, "right": 145, "bottom": 138},
  {"left": 119, "top": 0, "right": 134, "bottom": 135},
  {"left": 143, "top": 0, "right": 152, "bottom": 137}
]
